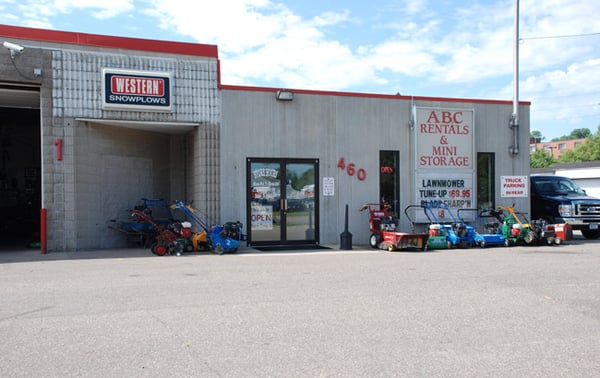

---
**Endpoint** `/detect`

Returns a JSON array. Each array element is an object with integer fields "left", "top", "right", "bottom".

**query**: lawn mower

[
  {"left": 421, "top": 201, "right": 477, "bottom": 249},
  {"left": 457, "top": 208, "right": 506, "bottom": 248},
  {"left": 359, "top": 203, "right": 429, "bottom": 252},
  {"left": 495, "top": 205, "right": 557, "bottom": 246},
  {"left": 404, "top": 204, "right": 450, "bottom": 249}
]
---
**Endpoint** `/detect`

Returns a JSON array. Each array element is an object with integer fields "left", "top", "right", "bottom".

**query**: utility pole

[{"left": 510, "top": 0, "right": 520, "bottom": 155}]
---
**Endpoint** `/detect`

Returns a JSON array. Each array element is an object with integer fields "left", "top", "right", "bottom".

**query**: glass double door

[{"left": 247, "top": 158, "right": 319, "bottom": 246}]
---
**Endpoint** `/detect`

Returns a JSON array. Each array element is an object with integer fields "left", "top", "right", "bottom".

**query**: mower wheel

[
  {"left": 369, "top": 233, "right": 382, "bottom": 249},
  {"left": 214, "top": 244, "right": 224, "bottom": 255},
  {"left": 524, "top": 231, "right": 536, "bottom": 245},
  {"left": 151, "top": 242, "right": 168, "bottom": 256},
  {"left": 387, "top": 244, "right": 395, "bottom": 252},
  {"left": 479, "top": 240, "right": 486, "bottom": 248}
]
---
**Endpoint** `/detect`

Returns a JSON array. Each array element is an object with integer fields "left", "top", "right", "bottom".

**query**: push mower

[
  {"left": 359, "top": 203, "right": 429, "bottom": 252},
  {"left": 457, "top": 208, "right": 506, "bottom": 248},
  {"left": 404, "top": 204, "right": 451, "bottom": 249},
  {"left": 421, "top": 201, "right": 477, "bottom": 249}
]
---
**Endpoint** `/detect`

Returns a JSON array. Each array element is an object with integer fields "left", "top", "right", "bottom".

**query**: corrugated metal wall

[{"left": 221, "top": 90, "right": 530, "bottom": 246}]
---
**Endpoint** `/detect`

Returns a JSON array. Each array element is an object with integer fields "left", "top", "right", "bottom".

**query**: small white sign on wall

[
  {"left": 501, "top": 176, "right": 528, "bottom": 197},
  {"left": 323, "top": 177, "right": 335, "bottom": 196}
]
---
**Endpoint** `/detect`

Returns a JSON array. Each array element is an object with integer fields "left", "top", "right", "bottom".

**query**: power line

[{"left": 521, "top": 32, "right": 600, "bottom": 41}]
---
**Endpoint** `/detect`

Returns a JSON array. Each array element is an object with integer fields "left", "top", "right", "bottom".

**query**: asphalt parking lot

[{"left": 1, "top": 235, "right": 599, "bottom": 377}]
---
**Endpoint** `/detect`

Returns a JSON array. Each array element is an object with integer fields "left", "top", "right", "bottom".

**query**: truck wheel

[
  {"left": 581, "top": 229, "right": 600, "bottom": 239},
  {"left": 369, "top": 233, "right": 382, "bottom": 248}
]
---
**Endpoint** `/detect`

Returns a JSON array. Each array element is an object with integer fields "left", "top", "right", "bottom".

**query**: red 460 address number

[{"left": 337, "top": 157, "right": 366, "bottom": 181}]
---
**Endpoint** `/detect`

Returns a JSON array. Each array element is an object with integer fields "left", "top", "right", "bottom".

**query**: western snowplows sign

[{"left": 102, "top": 69, "right": 172, "bottom": 111}]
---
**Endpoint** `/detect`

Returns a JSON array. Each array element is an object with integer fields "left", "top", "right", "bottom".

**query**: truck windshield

[{"left": 535, "top": 178, "right": 586, "bottom": 195}]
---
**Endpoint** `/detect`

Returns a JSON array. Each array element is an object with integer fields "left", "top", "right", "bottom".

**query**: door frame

[{"left": 246, "top": 157, "right": 320, "bottom": 247}]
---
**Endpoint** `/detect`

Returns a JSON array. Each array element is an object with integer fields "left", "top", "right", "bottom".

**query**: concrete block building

[{"left": 0, "top": 24, "right": 531, "bottom": 252}]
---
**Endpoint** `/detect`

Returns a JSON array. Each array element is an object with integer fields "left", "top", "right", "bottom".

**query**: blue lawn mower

[
  {"left": 423, "top": 201, "right": 477, "bottom": 249},
  {"left": 457, "top": 208, "right": 506, "bottom": 248}
]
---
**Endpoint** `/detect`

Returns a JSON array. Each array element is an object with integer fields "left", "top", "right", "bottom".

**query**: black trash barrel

[{"left": 340, "top": 204, "right": 353, "bottom": 250}]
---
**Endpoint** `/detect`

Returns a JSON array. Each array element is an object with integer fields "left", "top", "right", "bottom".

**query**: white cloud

[
  {"left": 0, "top": 0, "right": 134, "bottom": 26},
  {"left": 0, "top": 0, "right": 597, "bottom": 138}
]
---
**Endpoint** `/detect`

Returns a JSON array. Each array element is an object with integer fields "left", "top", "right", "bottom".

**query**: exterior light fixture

[{"left": 276, "top": 90, "right": 293, "bottom": 101}]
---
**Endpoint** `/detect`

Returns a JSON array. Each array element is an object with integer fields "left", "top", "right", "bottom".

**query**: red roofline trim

[
  {"left": 219, "top": 84, "right": 531, "bottom": 106},
  {"left": 0, "top": 24, "right": 218, "bottom": 58},
  {"left": 0, "top": 24, "right": 531, "bottom": 106}
]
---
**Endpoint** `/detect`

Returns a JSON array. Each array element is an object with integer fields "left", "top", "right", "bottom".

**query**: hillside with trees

[{"left": 530, "top": 126, "right": 600, "bottom": 168}]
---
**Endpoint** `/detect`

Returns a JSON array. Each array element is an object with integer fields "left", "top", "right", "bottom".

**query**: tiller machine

[
  {"left": 359, "top": 203, "right": 429, "bottom": 252},
  {"left": 130, "top": 208, "right": 192, "bottom": 256},
  {"left": 171, "top": 201, "right": 245, "bottom": 254}
]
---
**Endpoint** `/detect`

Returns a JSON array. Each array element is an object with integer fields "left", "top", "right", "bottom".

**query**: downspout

[
  {"left": 40, "top": 98, "right": 47, "bottom": 253},
  {"left": 509, "top": 0, "right": 520, "bottom": 155}
]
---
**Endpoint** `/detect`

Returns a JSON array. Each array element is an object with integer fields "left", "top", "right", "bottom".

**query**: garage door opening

[{"left": 0, "top": 107, "right": 41, "bottom": 250}]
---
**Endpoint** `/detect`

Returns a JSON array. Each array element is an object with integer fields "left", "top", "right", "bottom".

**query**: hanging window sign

[
  {"left": 251, "top": 204, "right": 273, "bottom": 230},
  {"left": 102, "top": 68, "right": 172, "bottom": 112}
]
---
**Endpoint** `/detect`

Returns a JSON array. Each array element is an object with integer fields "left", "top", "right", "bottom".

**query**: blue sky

[{"left": 1, "top": 0, "right": 599, "bottom": 140}]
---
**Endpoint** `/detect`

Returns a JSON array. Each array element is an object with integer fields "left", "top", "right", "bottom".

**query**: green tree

[
  {"left": 551, "top": 127, "right": 592, "bottom": 142},
  {"left": 558, "top": 125, "right": 600, "bottom": 162},
  {"left": 530, "top": 130, "right": 544, "bottom": 141},
  {"left": 530, "top": 148, "right": 556, "bottom": 168}
]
